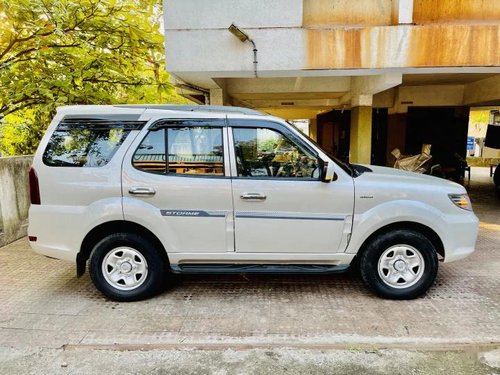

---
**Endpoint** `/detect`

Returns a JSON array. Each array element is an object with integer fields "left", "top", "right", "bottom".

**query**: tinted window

[
  {"left": 132, "top": 128, "right": 167, "bottom": 173},
  {"left": 133, "top": 127, "right": 224, "bottom": 176},
  {"left": 43, "top": 127, "right": 130, "bottom": 167},
  {"left": 233, "top": 127, "right": 318, "bottom": 178}
]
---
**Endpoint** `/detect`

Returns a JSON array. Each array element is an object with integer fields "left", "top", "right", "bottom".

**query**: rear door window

[{"left": 133, "top": 126, "right": 224, "bottom": 176}]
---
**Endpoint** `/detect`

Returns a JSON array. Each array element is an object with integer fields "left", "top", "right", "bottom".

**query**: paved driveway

[{"left": 0, "top": 168, "right": 499, "bottom": 372}]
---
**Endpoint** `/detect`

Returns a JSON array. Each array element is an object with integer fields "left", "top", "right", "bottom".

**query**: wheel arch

[
  {"left": 355, "top": 221, "right": 445, "bottom": 261},
  {"left": 77, "top": 220, "right": 169, "bottom": 277}
]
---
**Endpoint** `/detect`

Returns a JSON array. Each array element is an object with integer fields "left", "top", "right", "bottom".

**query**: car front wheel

[
  {"left": 359, "top": 229, "right": 438, "bottom": 299},
  {"left": 90, "top": 233, "right": 165, "bottom": 301}
]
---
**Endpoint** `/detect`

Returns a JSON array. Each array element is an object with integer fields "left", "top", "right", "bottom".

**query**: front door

[
  {"left": 229, "top": 120, "right": 354, "bottom": 254},
  {"left": 122, "top": 118, "right": 233, "bottom": 253}
]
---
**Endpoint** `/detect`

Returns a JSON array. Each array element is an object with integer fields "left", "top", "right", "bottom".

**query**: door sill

[{"left": 170, "top": 263, "right": 350, "bottom": 274}]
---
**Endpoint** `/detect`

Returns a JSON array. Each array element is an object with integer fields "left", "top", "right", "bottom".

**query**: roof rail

[{"left": 114, "top": 104, "right": 264, "bottom": 116}]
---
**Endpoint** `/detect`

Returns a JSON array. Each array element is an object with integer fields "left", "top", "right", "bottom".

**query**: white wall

[
  {"left": 0, "top": 156, "right": 33, "bottom": 247},
  {"left": 164, "top": 0, "right": 303, "bottom": 29},
  {"left": 165, "top": 28, "right": 306, "bottom": 77}
]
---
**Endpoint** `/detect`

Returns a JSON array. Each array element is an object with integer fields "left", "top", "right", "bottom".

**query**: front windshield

[{"left": 287, "top": 121, "right": 353, "bottom": 176}]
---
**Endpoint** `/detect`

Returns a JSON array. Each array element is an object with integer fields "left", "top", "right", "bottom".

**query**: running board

[{"left": 170, "top": 264, "right": 350, "bottom": 275}]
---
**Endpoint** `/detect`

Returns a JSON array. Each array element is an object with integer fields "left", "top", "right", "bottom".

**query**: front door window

[{"left": 233, "top": 127, "right": 318, "bottom": 179}]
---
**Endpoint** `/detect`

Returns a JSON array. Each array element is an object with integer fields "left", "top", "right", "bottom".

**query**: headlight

[{"left": 448, "top": 193, "right": 473, "bottom": 211}]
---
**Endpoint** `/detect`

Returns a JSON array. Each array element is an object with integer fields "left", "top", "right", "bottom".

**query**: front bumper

[{"left": 435, "top": 212, "right": 479, "bottom": 263}]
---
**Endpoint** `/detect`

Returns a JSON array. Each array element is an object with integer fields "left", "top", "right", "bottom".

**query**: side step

[{"left": 170, "top": 264, "right": 350, "bottom": 275}]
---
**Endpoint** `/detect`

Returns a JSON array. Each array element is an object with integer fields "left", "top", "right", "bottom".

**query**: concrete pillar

[
  {"left": 349, "top": 106, "right": 372, "bottom": 164},
  {"left": 309, "top": 118, "right": 318, "bottom": 141},
  {"left": 209, "top": 88, "right": 224, "bottom": 105}
]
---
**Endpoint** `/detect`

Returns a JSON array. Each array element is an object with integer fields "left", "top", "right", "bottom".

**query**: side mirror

[{"left": 321, "top": 161, "right": 336, "bottom": 183}]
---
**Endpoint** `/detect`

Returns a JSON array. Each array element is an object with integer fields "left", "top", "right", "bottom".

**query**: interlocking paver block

[{"left": 0, "top": 167, "right": 499, "bottom": 349}]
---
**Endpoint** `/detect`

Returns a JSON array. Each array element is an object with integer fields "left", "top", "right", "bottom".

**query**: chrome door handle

[
  {"left": 129, "top": 187, "right": 156, "bottom": 196},
  {"left": 240, "top": 193, "right": 267, "bottom": 201}
]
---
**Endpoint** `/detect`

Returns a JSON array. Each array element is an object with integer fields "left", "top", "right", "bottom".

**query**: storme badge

[{"left": 161, "top": 210, "right": 203, "bottom": 217}]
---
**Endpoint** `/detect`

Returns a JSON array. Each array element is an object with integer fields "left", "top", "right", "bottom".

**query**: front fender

[{"left": 345, "top": 200, "right": 442, "bottom": 254}]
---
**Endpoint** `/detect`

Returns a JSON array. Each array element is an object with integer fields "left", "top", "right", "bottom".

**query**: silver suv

[{"left": 28, "top": 105, "right": 479, "bottom": 301}]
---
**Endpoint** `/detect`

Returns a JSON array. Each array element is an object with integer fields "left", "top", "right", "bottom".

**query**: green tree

[{"left": 0, "top": 0, "right": 187, "bottom": 155}]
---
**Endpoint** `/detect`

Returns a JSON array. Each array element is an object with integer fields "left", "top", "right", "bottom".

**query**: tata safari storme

[{"left": 28, "top": 105, "right": 479, "bottom": 301}]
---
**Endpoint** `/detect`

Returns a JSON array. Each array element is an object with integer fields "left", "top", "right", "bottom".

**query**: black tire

[
  {"left": 90, "top": 232, "right": 165, "bottom": 302},
  {"left": 494, "top": 164, "right": 500, "bottom": 197},
  {"left": 359, "top": 229, "right": 438, "bottom": 300}
]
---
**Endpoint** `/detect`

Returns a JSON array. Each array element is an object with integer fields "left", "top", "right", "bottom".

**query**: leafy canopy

[{"left": 0, "top": 0, "right": 187, "bottom": 155}]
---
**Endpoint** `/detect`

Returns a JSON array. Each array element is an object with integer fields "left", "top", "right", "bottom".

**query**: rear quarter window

[{"left": 43, "top": 118, "right": 143, "bottom": 167}]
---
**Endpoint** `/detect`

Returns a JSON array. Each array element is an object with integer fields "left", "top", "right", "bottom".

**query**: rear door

[{"left": 122, "top": 117, "right": 234, "bottom": 254}]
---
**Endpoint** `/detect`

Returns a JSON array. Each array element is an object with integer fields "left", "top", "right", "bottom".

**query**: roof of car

[
  {"left": 116, "top": 104, "right": 265, "bottom": 116},
  {"left": 56, "top": 105, "right": 265, "bottom": 117}
]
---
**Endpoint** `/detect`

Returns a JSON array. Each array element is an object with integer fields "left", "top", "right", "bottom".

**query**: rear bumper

[
  {"left": 28, "top": 205, "right": 83, "bottom": 262},
  {"left": 29, "top": 241, "right": 76, "bottom": 262}
]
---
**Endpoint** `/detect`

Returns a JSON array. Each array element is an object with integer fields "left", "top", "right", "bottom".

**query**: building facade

[{"left": 163, "top": 0, "right": 500, "bottom": 166}]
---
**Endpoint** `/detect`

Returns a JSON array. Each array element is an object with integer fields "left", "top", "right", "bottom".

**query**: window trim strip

[{"left": 57, "top": 118, "right": 147, "bottom": 131}]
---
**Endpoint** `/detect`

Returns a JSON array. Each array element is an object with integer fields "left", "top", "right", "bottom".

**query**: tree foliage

[{"left": 0, "top": 0, "right": 187, "bottom": 155}]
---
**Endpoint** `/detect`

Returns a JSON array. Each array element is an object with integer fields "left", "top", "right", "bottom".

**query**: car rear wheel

[
  {"left": 90, "top": 233, "right": 165, "bottom": 301},
  {"left": 359, "top": 229, "right": 438, "bottom": 299}
]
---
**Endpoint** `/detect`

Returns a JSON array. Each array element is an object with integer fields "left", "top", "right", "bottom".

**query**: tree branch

[{"left": 82, "top": 78, "right": 149, "bottom": 86}]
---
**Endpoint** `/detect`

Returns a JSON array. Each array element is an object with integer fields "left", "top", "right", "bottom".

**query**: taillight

[{"left": 29, "top": 167, "right": 41, "bottom": 205}]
